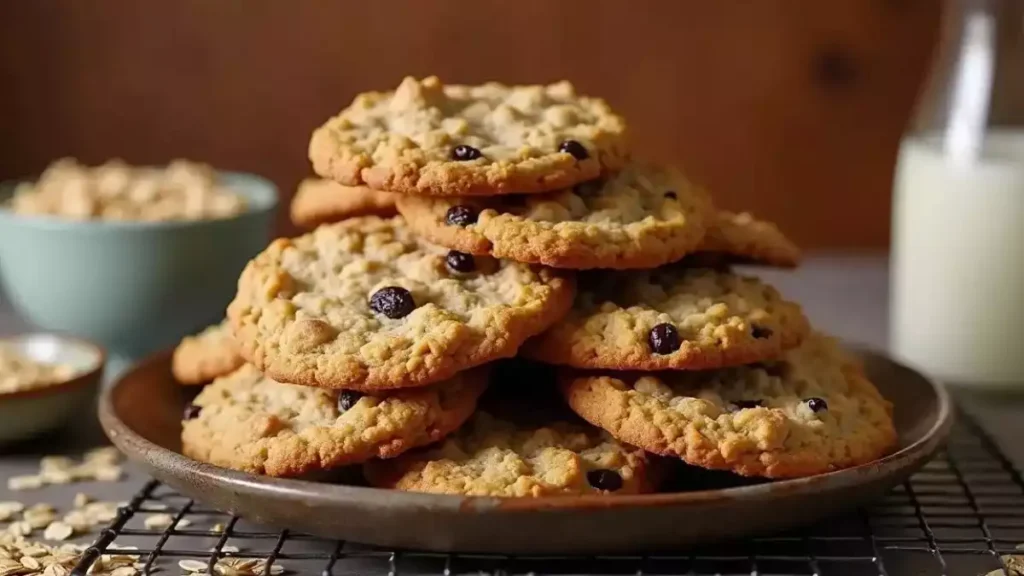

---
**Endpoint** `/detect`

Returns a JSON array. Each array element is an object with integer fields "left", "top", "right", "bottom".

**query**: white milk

[{"left": 890, "top": 130, "right": 1024, "bottom": 386}]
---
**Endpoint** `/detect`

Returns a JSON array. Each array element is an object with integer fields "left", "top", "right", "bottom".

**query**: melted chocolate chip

[
  {"left": 445, "top": 205, "right": 478, "bottom": 227},
  {"left": 446, "top": 250, "right": 476, "bottom": 273},
  {"left": 338, "top": 391, "right": 364, "bottom": 412},
  {"left": 451, "top": 144, "right": 482, "bottom": 161},
  {"left": 183, "top": 404, "right": 202, "bottom": 420},
  {"left": 664, "top": 191, "right": 677, "bottom": 199},
  {"left": 648, "top": 323, "right": 681, "bottom": 355},
  {"left": 558, "top": 140, "right": 589, "bottom": 160},
  {"left": 806, "top": 397, "right": 828, "bottom": 413},
  {"left": 752, "top": 325, "right": 774, "bottom": 339},
  {"left": 586, "top": 469, "right": 623, "bottom": 491},
  {"left": 369, "top": 286, "right": 416, "bottom": 319}
]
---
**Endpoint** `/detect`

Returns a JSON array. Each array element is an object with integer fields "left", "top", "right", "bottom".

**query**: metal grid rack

[{"left": 71, "top": 412, "right": 1024, "bottom": 576}]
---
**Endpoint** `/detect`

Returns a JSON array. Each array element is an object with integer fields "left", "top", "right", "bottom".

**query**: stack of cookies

[{"left": 174, "top": 76, "right": 897, "bottom": 497}]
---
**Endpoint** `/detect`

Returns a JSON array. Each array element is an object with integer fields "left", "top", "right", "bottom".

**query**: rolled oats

[
  {"left": 143, "top": 514, "right": 174, "bottom": 530},
  {"left": 0, "top": 347, "right": 78, "bottom": 395},
  {"left": 178, "top": 559, "right": 207, "bottom": 572},
  {"left": 42, "top": 523, "right": 73, "bottom": 542},
  {"left": 7, "top": 158, "right": 246, "bottom": 222},
  {"left": 0, "top": 504, "right": 23, "bottom": 523},
  {"left": 6, "top": 477, "right": 43, "bottom": 492},
  {"left": 10, "top": 449, "right": 124, "bottom": 491}
]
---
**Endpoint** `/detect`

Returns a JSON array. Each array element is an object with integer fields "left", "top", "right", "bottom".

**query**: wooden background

[{"left": 0, "top": 0, "right": 940, "bottom": 248}]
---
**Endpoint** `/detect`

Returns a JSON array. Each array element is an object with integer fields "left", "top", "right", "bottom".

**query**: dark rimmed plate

[{"left": 99, "top": 346, "right": 953, "bottom": 554}]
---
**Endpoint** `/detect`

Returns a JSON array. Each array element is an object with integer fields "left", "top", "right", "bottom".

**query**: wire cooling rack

[{"left": 70, "top": 412, "right": 1024, "bottom": 576}]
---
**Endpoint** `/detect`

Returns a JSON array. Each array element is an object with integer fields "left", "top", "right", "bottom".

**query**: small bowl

[
  {"left": 0, "top": 332, "right": 105, "bottom": 444},
  {"left": 0, "top": 171, "right": 277, "bottom": 358}
]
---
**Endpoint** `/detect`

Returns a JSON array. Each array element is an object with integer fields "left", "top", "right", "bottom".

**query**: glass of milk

[{"left": 891, "top": 0, "right": 1024, "bottom": 387}]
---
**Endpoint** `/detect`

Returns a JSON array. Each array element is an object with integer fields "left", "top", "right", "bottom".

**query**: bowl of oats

[
  {"left": 0, "top": 332, "right": 105, "bottom": 444},
  {"left": 0, "top": 158, "right": 277, "bottom": 360}
]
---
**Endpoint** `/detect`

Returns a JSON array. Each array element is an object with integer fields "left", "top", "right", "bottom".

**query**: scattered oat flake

[
  {"left": 40, "top": 470, "right": 74, "bottom": 485},
  {"left": 39, "top": 456, "right": 74, "bottom": 471},
  {"left": 0, "top": 559, "right": 30, "bottom": 576},
  {"left": 84, "top": 447, "right": 121, "bottom": 464},
  {"left": 178, "top": 559, "right": 207, "bottom": 572},
  {"left": 91, "top": 466, "right": 123, "bottom": 482},
  {"left": 0, "top": 503, "right": 24, "bottom": 515},
  {"left": 7, "top": 476, "right": 43, "bottom": 491},
  {"left": 19, "top": 545, "right": 48, "bottom": 558},
  {"left": 26, "top": 504, "right": 55, "bottom": 515},
  {"left": 6, "top": 522, "right": 31, "bottom": 537},
  {"left": 19, "top": 556, "right": 40, "bottom": 570},
  {"left": 24, "top": 510, "right": 57, "bottom": 530},
  {"left": 43, "top": 522, "right": 73, "bottom": 542},
  {"left": 73, "top": 493, "right": 92, "bottom": 508},
  {"left": 211, "top": 523, "right": 225, "bottom": 534},
  {"left": 143, "top": 514, "right": 174, "bottom": 530},
  {"left": 43, "top": 565, "right": 70, "bottom": 576}
]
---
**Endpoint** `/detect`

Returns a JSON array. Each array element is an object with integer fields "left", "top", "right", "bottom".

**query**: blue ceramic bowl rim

[{"left": 0, "top": 170, "right": 279, "bottom": 232}]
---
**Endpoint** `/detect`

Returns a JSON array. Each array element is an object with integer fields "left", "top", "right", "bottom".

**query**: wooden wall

[{"left": 0, "top": 0, "right": 940, "bottom": 248}]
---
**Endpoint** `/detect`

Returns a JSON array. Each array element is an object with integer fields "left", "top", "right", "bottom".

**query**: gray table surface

[{"left": 0, "top": 254, "right": 1022, "bottom": 572}]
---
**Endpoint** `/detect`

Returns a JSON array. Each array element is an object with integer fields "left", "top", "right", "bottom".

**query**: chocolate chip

[
  {"left": 445, "top": 205, "right": 478, "bottom": 227},
  {"left": 806, "top": 397, "right": 828, "bottom": 413},
  {"left": 752, "top": 325, "right": 774, "bottom": 339},
  {"left": 558, "top": 140, "right": 589, "bottom": 160},
  {"left": 731, "top": 400, "right": 763, "bottom": 411},
  {"left": 451, "top": 145, "right": 482, "bottom": 161},
  {"left": 664, "top": 191, "right": 677, "bottom": 199},
  {"left": 648, "top": 323, "right": 681, "bottom": 355},
  {"left": 183, "top": 404, "right": 202, "bottom": 420},
  {"left": 446, "top": 250, "right": 476, "bottom": 273},
  {"left": 369, "top": 286, "right": 416, "bottom": 319},
  {"left": 338, "top": 391, "right": 364, "bottom": 413},
  {"left": 586, "top": 469, "right": 623, "bottom": 492}
]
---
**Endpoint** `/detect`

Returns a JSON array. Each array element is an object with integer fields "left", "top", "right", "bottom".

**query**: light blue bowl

[{"left": 0, "top": 171, "right": 277, "bottom": 359}]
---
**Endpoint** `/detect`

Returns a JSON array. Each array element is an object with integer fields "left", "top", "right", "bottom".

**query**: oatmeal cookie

[
  {"left": 364, "top": 412, "right": 656, "bottom": 497},
  {"left": 309, "top": 76, "right": 629, "bottom": 196},
  {"left": 560, "top": 333, "right": 896, "bottom": 478},
  {"left": 181, "top": 364, "right": 487, "bottom": 477},
  {"left": 228, "top": 216, "right": 575, "bottom": 390},
  {"left": 696, "top": 211, "right": 801, "bottom": 268},
  {"left": 395, "top": 165, "right": 713, "bottom": 269},
  {"left": 171, "top": 320, "right": 245, "bottom": 385},
  {"left": 289, "top": 178, "right": 397, "bottom": 229},
  {"left": 521, "top": 266, "right": 809, "bottom": 370}
]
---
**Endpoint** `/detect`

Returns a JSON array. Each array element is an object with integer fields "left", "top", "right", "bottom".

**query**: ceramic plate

[{"left": 99, "top": 346, "right": 953, "bottom": 554}]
